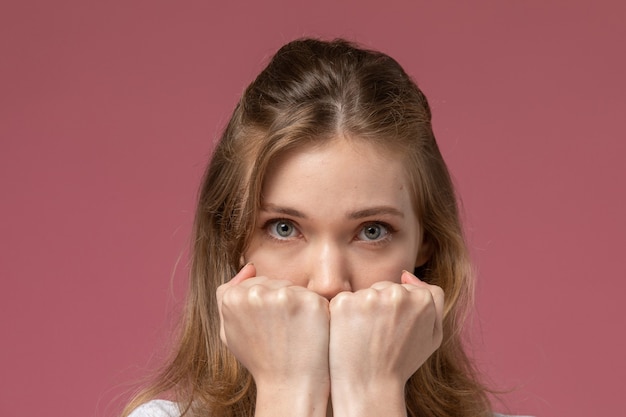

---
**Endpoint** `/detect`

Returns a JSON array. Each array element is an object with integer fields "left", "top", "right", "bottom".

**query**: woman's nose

[{"left": 306, "top": 240, "right": 352, "bottom": 300}]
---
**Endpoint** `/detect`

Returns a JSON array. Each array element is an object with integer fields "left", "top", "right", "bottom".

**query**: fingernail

[
  {"left": 401, "top": 269, "right": 421, "bottom": 283},
  {"left": 401, "top": 269, "right": 412, "bottom": 281}
]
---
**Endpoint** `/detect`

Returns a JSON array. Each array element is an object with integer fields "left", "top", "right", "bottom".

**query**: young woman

[{"left": 123, "top": 38, "right": 505, "bottom": 417}]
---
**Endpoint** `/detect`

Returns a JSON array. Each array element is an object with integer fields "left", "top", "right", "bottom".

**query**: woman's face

[{"left": 244, "top": 136, "right": 428, "bottom": 300}]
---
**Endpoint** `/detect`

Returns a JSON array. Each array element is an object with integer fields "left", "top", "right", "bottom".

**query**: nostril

[
  {"left": 307, "top": 275, "right": 351, "bottom": 300},
  {"left": 306, "top": 245, "right": 352, "bottom": 298}
]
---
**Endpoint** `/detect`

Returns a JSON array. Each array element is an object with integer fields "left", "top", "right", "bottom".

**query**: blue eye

[
  {"left": 267, "top": 219, "right": 298, "bottom": 239},
  {"left": 358, "top": 223, "right": 389, "bottom": 241}
]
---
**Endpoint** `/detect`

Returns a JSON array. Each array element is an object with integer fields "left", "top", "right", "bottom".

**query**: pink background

[{"left": 1, "top": 1, "right": 624, "bottom": 416}]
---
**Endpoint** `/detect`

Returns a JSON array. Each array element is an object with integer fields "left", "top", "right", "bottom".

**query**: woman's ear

[
  {"left": 415, "top": 237, "right": 432, "bottom": 268},
  {"left": 414, "top": 238, "right": 432, "bottom": 280}
]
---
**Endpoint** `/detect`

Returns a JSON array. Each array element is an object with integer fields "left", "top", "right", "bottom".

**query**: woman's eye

[
  {"left": 267, "top": 219, "right": 298, "bottom": 239},
  {"left": 358, "top": 223, "right": 390, "bottom": 241}
]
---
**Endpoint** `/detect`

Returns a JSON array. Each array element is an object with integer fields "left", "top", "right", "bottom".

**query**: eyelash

[
  {"left": 262, "top": 218, "right": 396, "bottom": 245},
  {"left": 357, "top": 222, "right": 395, "bottom": 245},
  {"left": 263, "top": 219, "right": 302, "bottom": 242}
]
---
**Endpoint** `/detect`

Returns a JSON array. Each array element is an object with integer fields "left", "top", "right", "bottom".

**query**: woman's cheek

[
  {"left": 351, "top": 250, "right": 415, "bottom": 289},
  {"left": 245, "top": 245, "right": 308, "bottom": 285}
]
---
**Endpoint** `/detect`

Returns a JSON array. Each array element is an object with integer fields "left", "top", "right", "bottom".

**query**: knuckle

[
  {"left": 371, "top": 280, "right": 392, "bottom": 290},
  {"left": 388, "top": 283, "right": 407, "bottom": 301},
  {"left": 361, "top": 288, "right": 378, "bottom": 307},
  {"left": 247, "top": 284, "right": 265, "bottom": 305},
  {"left": 329, "top": 291, "right": 350, "bottom": 310},
  {"left": 275, "top": 286, "right": 290, "bottom": 303},
  {"left": 411, "top": 286, "right": 432, "bottom": 304},
  {"left": 303, "top": 291, "right": 328, "bottom": 314},
  {"left": 431, "top": 284, "right": 445, "bottom": 301},
  {"left": 221, "top": 287, "right": 238, "bottom": 306}
]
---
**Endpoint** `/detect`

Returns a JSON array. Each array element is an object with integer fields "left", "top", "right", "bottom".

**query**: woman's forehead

[
  {"left": 260, "top": 136, "right": 414, "bottom": 215},
  {"left": 265, "top": 134, "right": 407, "bottom": 172}
]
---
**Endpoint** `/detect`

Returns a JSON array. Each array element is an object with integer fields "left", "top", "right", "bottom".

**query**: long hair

[{"left": 123, "top": 38, "right": 492, "bottom": 417}]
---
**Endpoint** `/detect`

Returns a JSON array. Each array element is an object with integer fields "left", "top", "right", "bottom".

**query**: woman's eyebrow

[
  {"left": 261, "top": 204, "right": 308, "bottom": 219},
  {"left": 261, "top": 204, "right": 404, "bottom": 220},
  {"left": 347, "top": 206, "right": 405, "bottom": 219}
]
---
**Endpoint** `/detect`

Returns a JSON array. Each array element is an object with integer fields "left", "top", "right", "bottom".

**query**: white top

[
  {"left": 128, "top": 400, "right": 180, "bottom": 417},
  {"left": 128, "top": 399, "right": 531, "bottom": 417}
]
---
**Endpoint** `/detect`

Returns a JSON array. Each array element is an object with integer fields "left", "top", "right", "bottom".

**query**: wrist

[
  {"left": 331, "top": 378, "right": 406, "bottom": 417},
  {"left": 255, "top": 377, "right": 330, "bottom": 417}
]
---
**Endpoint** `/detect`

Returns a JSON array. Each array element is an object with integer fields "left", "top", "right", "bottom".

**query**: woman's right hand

[{"left": 216, "top": 263, "right": 331, "bottom": 417}]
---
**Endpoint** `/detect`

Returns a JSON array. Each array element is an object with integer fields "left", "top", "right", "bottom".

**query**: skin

[{"left": 217, "top": 136, "right": 444, "bottom": 417}]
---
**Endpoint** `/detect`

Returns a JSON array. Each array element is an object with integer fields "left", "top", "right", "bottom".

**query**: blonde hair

[{"left": 123, "top": 38, "right": 491, "bottom": 417}]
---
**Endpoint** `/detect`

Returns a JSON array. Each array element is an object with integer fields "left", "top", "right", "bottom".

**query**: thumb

[
  {"left": 217, "top": 263, "right": 256, "bottom": 301},
  {"left": 401, "top": 269, "right": 427, "bottom": 286},
  {"left": 217, "top": 262, "right": 256, "bottom": 346},
  {"left": 229, "top": 262, "right": 257, "bottom": 286}
]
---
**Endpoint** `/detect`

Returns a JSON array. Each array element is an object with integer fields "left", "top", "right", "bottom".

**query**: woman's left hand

[{"left": 328, "top": 269, "right": 444, "bottom": 417}]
